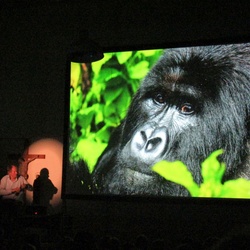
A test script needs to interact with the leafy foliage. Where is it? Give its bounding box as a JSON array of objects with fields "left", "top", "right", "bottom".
[
  {"left": 70, "top": 49, "right": 164, "bottom": 173},
  {"left": 152, "top": 149, "right": 250, "bottom": 198}
]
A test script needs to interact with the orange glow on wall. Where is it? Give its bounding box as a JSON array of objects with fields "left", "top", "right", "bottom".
[{"left": 25, "top": 138, "right": 63, "bottom": 213}]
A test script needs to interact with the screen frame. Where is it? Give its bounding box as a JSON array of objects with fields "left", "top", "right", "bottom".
[{"left": 62, "top": 37, "right": 250, "bottom": 203}]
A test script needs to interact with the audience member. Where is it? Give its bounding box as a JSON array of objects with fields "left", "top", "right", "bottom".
[
  {"left": 151, "top": 238, "right": 165, "bottom": 250},
  {"left": 135, "top": 234, "right": 149, "bottom": 249}
]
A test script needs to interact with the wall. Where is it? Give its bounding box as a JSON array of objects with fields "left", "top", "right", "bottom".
[{"left": 1, "top": 0, "right": 250, "bottom": 244}]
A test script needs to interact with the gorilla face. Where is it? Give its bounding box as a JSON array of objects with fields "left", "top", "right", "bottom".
[
  {"left": 120, "top": 96, "right": 198, "bottom": 174},
  {"left": 92, "top": 44, "right": 250, "bottom": 196}
]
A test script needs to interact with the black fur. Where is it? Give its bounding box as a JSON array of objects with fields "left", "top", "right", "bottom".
[{"left": 92, "top": 44, "right": 250, "bottom": 196}]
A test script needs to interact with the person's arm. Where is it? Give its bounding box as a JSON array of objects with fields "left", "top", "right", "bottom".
[
  {"left": 48, "top": 180, "right": 58, "bottom": 194},
  {"left": 51, "top": 181, "right": 58, "bottom": 194},
  {"left": 0, "top": 176, "right": 14, "bottom": 196},
  {"left": 26, "top": 155, "right": 38, "bottom": 164},
  {"left": 19, "top": 176, "right": 28, "bottom": 191}
]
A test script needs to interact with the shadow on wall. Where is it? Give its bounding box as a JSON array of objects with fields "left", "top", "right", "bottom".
[{"left": 24, "top": 138, "right": 63, "bottom": 213}]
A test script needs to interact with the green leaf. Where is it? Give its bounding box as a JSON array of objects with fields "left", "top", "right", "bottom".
[
  {"left": 70, "top": 87, "right": 83, "bottom": 112},
  {"left": 89, "top": 83, "right": 104, "bottom": 102},
  {"left": 115, "top": 86, "right": 131, "bottom": 119},
  {"left": 76, "top": 138, "right": 107, "bottom": 173},
  {"left": 95, "top": 126, "right": 111, "bottom": 143},
  {"left": 152, "top": 149, "right": 250, "bottom": 198},
  {"left": 201, "top": 149, "right": 225, "bottom": 183},
  {"left": 77, "top": 106, "right": 95, "bottom": 129},
  {"left": 104, "top": 102, "right": 116, "bottom": 117},
  {"left": 104, "top": 116, "right": 120, "bottom": 127},
  {"left": 198, "top": 182, "right": 223, "bottom": 197},
  {"left": 70, "top": 62, "right": 81, "bottom": 88},
  {"left": 221, "top": 178, "right": 250, "bottom": 198},
  {"left": 130, "top": 79, "right": 141, "bottom": 93},
  {"left": 140, "top": 50, "right": 160, "bottom": 57},
  {"left": 152, "top": 160, "right": 199, "bottom": 196},
  {"left": 92, "top": 53, "right": 113, "bottom": 76},
  {"left": 128, "top": 61, "right": 149, "bottom": 79},
  {"left": 103, "top": 87, "right": 124, "bottom": 105},
  {"left": 95, "top": 68, "right": 122, "bottom": 83},
  {"left": 116, "top": 51, "right": 133, "bottom": 64},
  {"left": 94, "top": 104, "right": 104, "bottom": 125}
]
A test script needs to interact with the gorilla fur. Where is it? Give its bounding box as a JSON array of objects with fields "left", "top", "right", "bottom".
[{"left": 92, "top": 44, "right": 250, "bottom": 196}]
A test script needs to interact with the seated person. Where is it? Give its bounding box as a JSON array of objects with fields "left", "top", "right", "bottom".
[{"left": 0, "top": 164, "right": 28, "bottom": 203}]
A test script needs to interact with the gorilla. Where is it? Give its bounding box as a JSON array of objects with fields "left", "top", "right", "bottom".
[{"left": 92, "top": 43, "right": 250, "bottom": 196}]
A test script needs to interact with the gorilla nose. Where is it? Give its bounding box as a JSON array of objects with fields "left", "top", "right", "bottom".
[
  {"left": 131, "top": 126, "right": 167, "bottom": 161},
  {"left": 145, "top": 137, "right": 162, "bottom": 152}
]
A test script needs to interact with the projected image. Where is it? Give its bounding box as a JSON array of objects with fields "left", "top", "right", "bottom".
[{"left": 65, "top": 43, "right": 250, "bottom": 199}]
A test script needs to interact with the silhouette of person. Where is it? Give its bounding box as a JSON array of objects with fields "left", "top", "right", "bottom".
[{"left": 33, "top": 168, "right": 57, "bottom": 213}]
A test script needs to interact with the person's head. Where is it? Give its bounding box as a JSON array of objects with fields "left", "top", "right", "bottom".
[
  {"left": 7, "top": 165, "right": 18, "bottom": 180},
  {"left": 40, "top": 168, "right": 49, "bottom": 179}
]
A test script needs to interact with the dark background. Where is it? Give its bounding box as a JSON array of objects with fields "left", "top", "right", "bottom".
[{"left": 1, "top": 0, "right": 250, "bottom": 245}]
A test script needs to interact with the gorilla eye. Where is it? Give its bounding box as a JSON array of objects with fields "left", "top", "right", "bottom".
[
  {"left": 180, "top": 103, "right": 194, "bottom": 114},
  {"left": 153, "top": 93, "right": 166, "bottom": 104}
]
